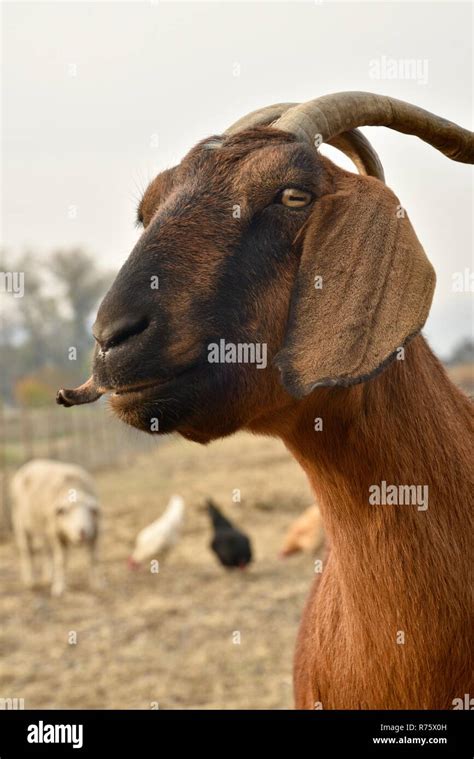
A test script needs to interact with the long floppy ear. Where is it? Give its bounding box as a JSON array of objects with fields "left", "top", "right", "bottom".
[{"left": 275, "top": 173, "right": 436, "bottom": 397}]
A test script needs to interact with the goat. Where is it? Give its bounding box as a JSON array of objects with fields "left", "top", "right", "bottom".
[{"left": 57, "top": 92, "right": 474, "bottom": 709}]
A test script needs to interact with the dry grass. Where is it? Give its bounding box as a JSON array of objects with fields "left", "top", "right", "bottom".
[
  {"left": 0, "top": 432, "right": 319, "bottom": 709},
  {"left": 448, "top": 362, "right": 474, "bottom": 396}
]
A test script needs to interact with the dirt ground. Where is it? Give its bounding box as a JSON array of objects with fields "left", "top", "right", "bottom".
[{"left": 0, "top": 432, "right": 319, "bottom": 710}]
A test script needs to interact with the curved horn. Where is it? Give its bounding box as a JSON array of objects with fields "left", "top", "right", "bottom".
[
  {"left": 273, "top": 91, "right": 474, "bottom": 164},
  {"left": 225, "top": 102, "right": 385, "bottom": 181},
  {"left": 325, "top": 129, "right": 384, "bottom": 181},
  {"left": 225, "top": 102, "right": 297, "bottom": 135}
]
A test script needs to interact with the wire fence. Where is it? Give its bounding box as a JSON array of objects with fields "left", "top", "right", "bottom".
[{"left": 0, "top": 401, "right": 156, "bottom": 534}]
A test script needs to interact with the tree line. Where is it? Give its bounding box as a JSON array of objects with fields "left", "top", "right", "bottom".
[{"left": 0, "top": 249, "right": 113, "bottom": 406}]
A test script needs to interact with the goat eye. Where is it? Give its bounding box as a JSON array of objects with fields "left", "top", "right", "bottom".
[{"left": 278, "top": 188, "right": 313, "bottom": 208}]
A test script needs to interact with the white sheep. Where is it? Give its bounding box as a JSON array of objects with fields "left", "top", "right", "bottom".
[{"left": 10, "top": 459, "right": 100, "bottom": 596}]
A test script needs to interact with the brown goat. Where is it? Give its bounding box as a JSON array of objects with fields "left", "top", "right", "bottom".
[{"left": 58, "top": 93, "right": 474, "bottom": 709}]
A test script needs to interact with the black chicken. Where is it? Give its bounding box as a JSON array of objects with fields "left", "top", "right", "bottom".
[{"left": 207, "top": 500, "right": 252, "bottom": 569}]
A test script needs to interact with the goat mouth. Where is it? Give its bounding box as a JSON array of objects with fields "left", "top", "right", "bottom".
[
  {"left": 57, "top": 360, "right": 203, "bottom": 410},
  {"left": 109, "top": 362, "right": 202, "bottom": 403},
  {"left": 111, "top": 378, "right": 166, "bottom": 396}
]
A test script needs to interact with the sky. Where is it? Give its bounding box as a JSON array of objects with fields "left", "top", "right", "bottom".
[{"left": 1, "top": 0, "right": 473, "bottom": 357}]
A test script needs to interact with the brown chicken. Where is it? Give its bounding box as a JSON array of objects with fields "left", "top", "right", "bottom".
[{"left": 279, "top": 504, "right": 324, "bottom": 558}]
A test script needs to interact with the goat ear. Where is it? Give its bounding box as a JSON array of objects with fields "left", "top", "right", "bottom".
[{"left": 276, "top": 174, "right": 436, "bottom": 397}]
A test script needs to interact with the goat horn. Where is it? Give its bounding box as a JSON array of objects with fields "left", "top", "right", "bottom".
[
  {"left": 225, "top": 102, "right": 385, "bottom": 181},
  {"left": 56, "top": 377, "right": 104, "bottom": 407},
  {"left": 225, "top": 102, "right": 297, "bottom": 134},
  {"left": 273, "top": 91, "right": 474, "bottom": 163},
  {"left": 324, "top": 129, "right": 384, "bottom": 181}
]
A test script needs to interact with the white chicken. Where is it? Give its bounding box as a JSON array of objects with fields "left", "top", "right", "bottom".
[{"left": 128, "top": 495, "right": 185, "bottom": 569}]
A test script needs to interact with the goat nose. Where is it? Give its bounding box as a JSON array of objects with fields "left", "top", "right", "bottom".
[{"left": 92, "top": 315, "right": 149, "bottom": 352}]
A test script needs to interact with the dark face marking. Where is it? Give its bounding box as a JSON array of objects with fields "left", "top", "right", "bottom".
[{"left": 92, "top": 128, "right": 326, "bottom": 442}]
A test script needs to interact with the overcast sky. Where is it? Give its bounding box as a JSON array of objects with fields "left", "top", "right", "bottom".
[{"left": 2, "top": 0, "right": 473, "bottom": 357}]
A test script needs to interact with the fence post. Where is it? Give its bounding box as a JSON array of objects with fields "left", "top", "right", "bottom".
[
  {"left": 20, "top": 407, "right": 34, "bottom": 463},
  {"left": 100, "top": 406, "right": 112, "bottom": 468},
  {"left": 86, "top": 406, "right": 98, "bottom": 471},
  {"left": 0, "top": 403, "right": 11, "bottom": 533},
  {"left": 46, "top": 407, "right": 57, "bottom": 460},
  {"left": 71, "top": 407, "right": 82, "bottom": 464}
]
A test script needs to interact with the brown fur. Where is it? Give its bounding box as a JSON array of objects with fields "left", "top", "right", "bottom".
[
  {"left": 87, "top": 125, "right": 473, "bottom": 709},
  {"left": 272, "top": 337, "right": 473, "bottom": 709}
]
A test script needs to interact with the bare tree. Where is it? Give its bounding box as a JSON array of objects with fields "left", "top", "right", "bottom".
[{"left": 49, "top": 249, "right": 111, "bottom": 355}]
